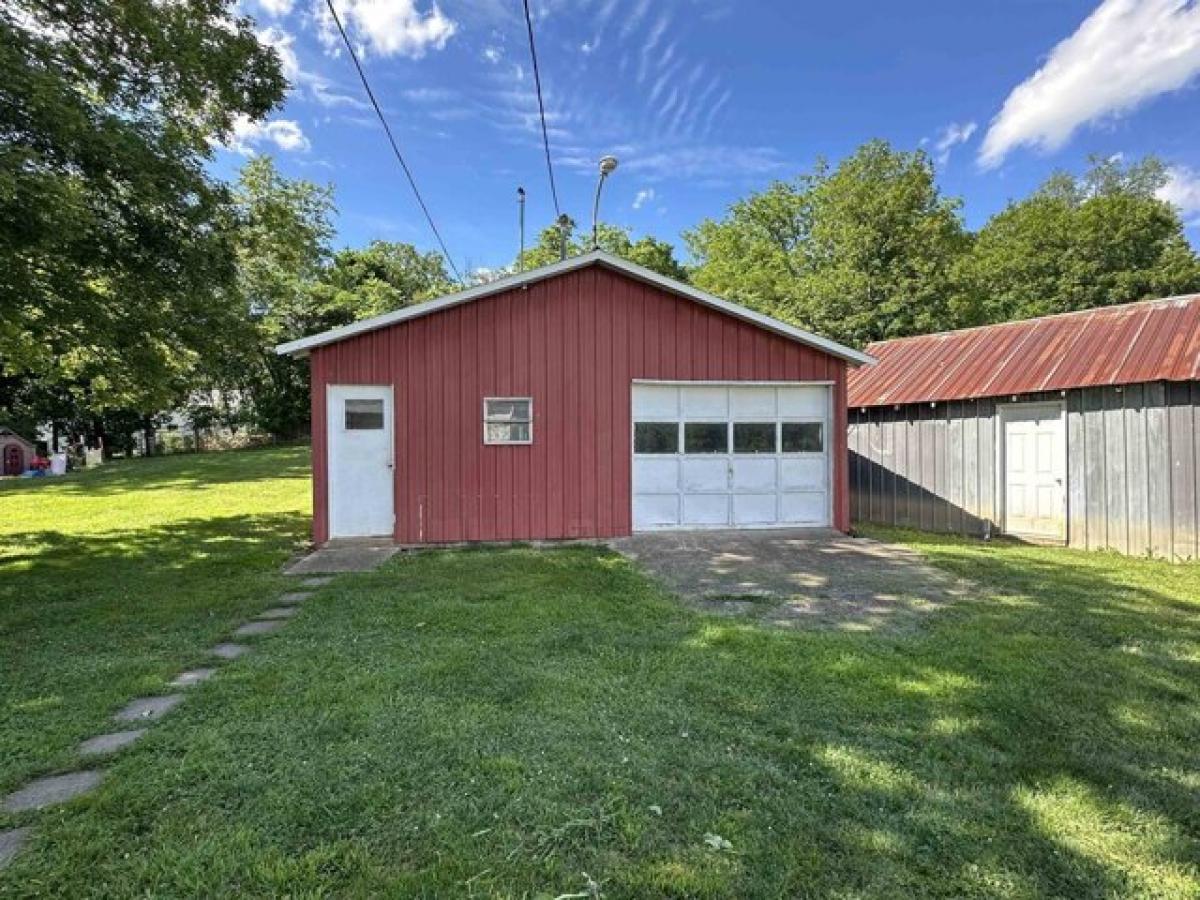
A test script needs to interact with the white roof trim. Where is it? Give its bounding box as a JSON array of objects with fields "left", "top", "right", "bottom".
[{"left": 275, "top": 250, "right": 876, "bottom": 366}]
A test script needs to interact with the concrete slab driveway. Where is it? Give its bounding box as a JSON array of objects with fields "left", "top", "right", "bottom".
[{"left": 610, "top": 529, "right": 971, "bottom": 631}]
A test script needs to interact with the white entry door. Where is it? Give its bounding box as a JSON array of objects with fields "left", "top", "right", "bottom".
[
  {"left": 1001, "top": 402, "right": 1066, "bottom": 540},
  {"left": 327, "top": 385, "right": 394, "bottom": 538},
  {"left": 632, "top": 383, "right": 831, "bottom": 530}
]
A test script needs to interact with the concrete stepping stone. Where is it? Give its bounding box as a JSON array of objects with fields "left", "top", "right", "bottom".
[
  {"left": 256, "top": 606, "right": 298, "bottom": 620},
  {"left": 79, "top": 729, "right": 145, "bottom": 757},
  {"left": 278, "top": 591, "right": 313, "bottom": 605},
  {"left": 233, "top": 620, "right": 284, "bottom": 638},
  {"left": 210, "top": 642, "right": 250, "bottom": 660},
  {"left": 0, "top": 827, "right": 32, "bottom": 870},
  {"left": 3, "top": 771, "right": 103, "bottom": 813},
  {"left": 301, "top": 576, "right": 332, "bottom": 587},
  {"left": 170, "top": 668, "right": 216, "bottom": 687},
  {"left": 114, "top": 694, "right": 183, "bottom": 723}
]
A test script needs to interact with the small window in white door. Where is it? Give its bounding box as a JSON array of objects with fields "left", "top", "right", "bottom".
[{"left": 345, "top": 399, "right": 384, "bottom": 430}]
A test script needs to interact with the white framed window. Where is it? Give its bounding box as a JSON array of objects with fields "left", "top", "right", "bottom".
[
  {"left": 344, "top": 398, "right": 385, "bottom": 430},
  {"left": 483, "top": 397, "right": 533, "bottom": 445}
]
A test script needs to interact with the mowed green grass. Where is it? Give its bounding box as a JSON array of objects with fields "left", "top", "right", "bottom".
[
  {"left": 2, "top": 451, "right": 1199, "bottom": 897},
  {"left": 0, "top": 446, "right": 311, "bottom": 795}
]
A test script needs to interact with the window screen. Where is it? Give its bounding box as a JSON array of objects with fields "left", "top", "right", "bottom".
[
  {"left": 684, "top": 423, "right": 728, "bottom": 454},
  {"left": 345, "top": 399, "right": 384, "bottom": 430},
  {"left": 782, "top": 422, "right": 823, "bottom": 453},
  {"left": 733, "top": 422, "right": 776, "bottom": 453},
  {"left": 484, "top": 397, "right": 532, "bottom": 444},
  {"left": 634, "top": 422, "right": 678, "bottom": 454}
]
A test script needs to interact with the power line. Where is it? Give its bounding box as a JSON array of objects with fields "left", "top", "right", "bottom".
[
  {"left": 521, "top": 0, "right": 561, "bottom": 218},
  {"left": 322, "top": 0, "right": 464, "bottom": 284}
]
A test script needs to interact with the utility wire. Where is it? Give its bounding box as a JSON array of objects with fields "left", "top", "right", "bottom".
[
  {"left": 323, "top": 0, "right": 464, "bottom": 284},
  {"left": 521, "top": 0, "right": 561, "bottom": 218}
]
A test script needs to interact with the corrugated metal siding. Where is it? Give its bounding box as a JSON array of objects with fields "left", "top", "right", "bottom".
[
  {"left": 849, "top": 295, "right": 1200, "bottom": 408},
  {"left": 311, "top": 266, "right": 849, "bottom": 543},
  {"left": 848, "top": 383, "right": 1200, "bottom": 560}
]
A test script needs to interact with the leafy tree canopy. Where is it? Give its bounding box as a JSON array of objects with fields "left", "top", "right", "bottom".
[
  {"left": 954, "top": 155, "right": 1200, "bottom": 324},
  {"left": 0, "top": 0, "right": 287, "bottom": 411},
  {"left": 686, "top": 140, "right": 968, "bottom": 346},
  {"left": 517, "top": 220, "right": 689, "bottom": 281},
  {"left": 221, "top": 157, "right": 458, "bottom": 438},
  {"left": 319, "top": 241, "right": 455, "bottom": 320}
]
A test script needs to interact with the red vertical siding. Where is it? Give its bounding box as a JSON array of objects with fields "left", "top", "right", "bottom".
[{"left": 309, "top": 266, "right": 853, "bottom": 543}]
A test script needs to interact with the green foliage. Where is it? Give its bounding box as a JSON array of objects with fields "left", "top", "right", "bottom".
[
  {"left": 687, "top": 140, "right": 969, "bottom": 346},
  {"left": 220, "top": 156, "right": 336, "bottom": 440},
  {"left": 0, "top": 0, "right": 286, "bottom": 411},
  {"left": 688, "top": 146, "right": 1200, "bottom": 346},
  {"left": 517, "top": 219, "right": 690, "bottom": 281},
  {"left": 222, "top": 158, "right": 456, "bottom": 438},
  {"left": 954, "top": 156, "right": 1200, "bottom": 324},
  {"left": 318, "top": 240, "right": 454, "bottom": 319}
]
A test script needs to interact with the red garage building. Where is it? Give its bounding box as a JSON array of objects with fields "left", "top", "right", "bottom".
[{"left": 278, "top": 251, "right": 873, "bottom": 545}]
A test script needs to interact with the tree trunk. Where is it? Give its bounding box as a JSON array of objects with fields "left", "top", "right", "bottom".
[
  {"left": 142, "top": 416, "right": 156, "bottom": 456},
  {"left": 93, "top": 418, "right": 113, "bottom": 460}
]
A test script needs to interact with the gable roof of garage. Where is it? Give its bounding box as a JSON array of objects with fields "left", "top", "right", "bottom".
[
  {"left": 275, "top": 250, "right": 875, "bottom": 366},
  {"left": 849, "top": 293, "right": 1200, "bottom": 408}
]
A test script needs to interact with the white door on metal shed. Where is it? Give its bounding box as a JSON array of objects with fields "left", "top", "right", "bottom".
[
  {"left": 631, "top": 383, "right": 831, "bottom": 530},
  {"left": 1002, "top": 403, "right": 1065, "bottom": 540},
  {"left": 327, "top": 385, "right": 394, "bottom": 538}
]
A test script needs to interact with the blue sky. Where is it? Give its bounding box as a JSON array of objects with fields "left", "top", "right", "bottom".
[{"left": 218, "top": 0, "right": 1200, "bottom": 273}]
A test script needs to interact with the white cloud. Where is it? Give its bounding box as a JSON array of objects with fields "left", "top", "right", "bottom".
[
  {"left": 402, "top": 87, "right": 458, "bottom": 103},
  {"left": 636, "top": 14, "right": 670, "bottom": 85},
  {"left": 227, "top": 117, "right": 311, "bottom": 154},
  {"left": 316, "top": 0, "right": 457, "bottom": 59},
  {"left": 258, "top": 0, "right": 296, "bottom": 16},
  {"left": 1158, "top": 165, "right": 1200, "bottom": 216},
  {"left": 980, "top": 0, "right": 1200, "bottom": 168},
  {"left": 632, "top": 187, "right": 655, "bottom": 209},
  {"left": 580, "top": 39, "right": 597, "bottom": 54},
  {"left": 615, "top": 144, "right": 784, "bottom": 182},
  {"left": 483, "top": 45, "right": 502, "bottom": 63},
  {"left": 258, "top": 25, "right": 368, "bottom": 109},
  {"left": 620, "top": 0, "right": 651, "bottom": 40},
  {"left": 933, "top": 120, "right": 977, "bottom": 166},
  {"left": 258, "top": 25, "right": 301, "bottom": 81}
]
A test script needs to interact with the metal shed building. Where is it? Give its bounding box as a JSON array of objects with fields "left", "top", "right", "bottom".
[
  {"left": 847, "top": 295, "right": 1200, "bottom": 560},
  {"left": 278, "top": 251, "right": 873, "bottom": 545}
]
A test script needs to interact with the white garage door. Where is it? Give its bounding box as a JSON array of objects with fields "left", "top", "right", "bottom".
[{"left": 632, "top": 383, "right": 831, "bottom": 530}]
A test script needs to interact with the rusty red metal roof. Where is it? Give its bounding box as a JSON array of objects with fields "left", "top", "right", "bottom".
[{"left": 848, "top": 294, "right": 1200, "bottom": 408}]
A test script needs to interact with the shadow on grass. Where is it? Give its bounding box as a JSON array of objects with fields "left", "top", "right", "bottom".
[
  {"left": 264, "top": 542, "right": 1200, "bottom": 896},
  {"left": 659, "top": 539, "right": 1200, "bottom": 895},
  {"left": 2, "top": 534, "right": 1197, "bottom": 896},
  {"left": 0, "top": 510, "right": 309, "bottom": 795}
]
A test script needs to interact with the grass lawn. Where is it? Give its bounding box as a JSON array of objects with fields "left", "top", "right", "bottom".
[{"left": 2, "top": 450, "right": 1199, "bottom": 897}]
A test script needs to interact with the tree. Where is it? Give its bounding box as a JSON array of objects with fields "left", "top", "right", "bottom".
[
  {"left": 686, "top": 140, "right": 969, "bottom": 346},
  {"left": 224, "top": 156, "right": 336, "bottom": 440},
  {"left": 223, "top": 160, "right": 457, "bottom": 438},
  {"left": 0, "top": 0, "right": 287, "bottom": 413},
  {"left": 516, "top": 220, "right": 689, "bottom": 281},
  {"left": 319, "top": 241, "right": 454, "bottom": 319},
  {"left": 954, "top": 156, "right": 1200, "bottom": 324}
]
